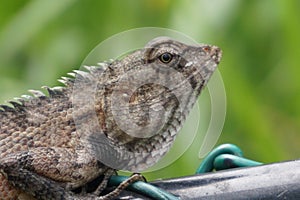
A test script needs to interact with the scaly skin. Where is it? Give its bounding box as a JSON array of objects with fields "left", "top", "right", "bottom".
[{"left": 0, "top": 37, "right": 222, "bottom": 199}]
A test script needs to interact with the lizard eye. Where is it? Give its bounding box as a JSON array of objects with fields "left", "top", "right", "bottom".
[{"left": 159, "top": 53, "right": 173, "bottom": 63}]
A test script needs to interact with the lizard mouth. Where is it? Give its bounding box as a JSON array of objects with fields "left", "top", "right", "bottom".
[{"left": 210, "top": 46, "right": 222, "bottom": 64}]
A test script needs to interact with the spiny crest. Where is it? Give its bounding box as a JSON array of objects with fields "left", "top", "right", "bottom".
[
  {"left": 7, "top": 101, "right": 25, "bottom": 112},
  {"left": 0, "top": 105, "right": 15, "bottom": 112},
  {"left": 41, "top": 86, "right": 65, "bottom": 98},
  {"left": 84, "top": 61, "right": 109, "bottom": 74},
  {"left": 0, "top": 63, "right": 108, "bottom": 113},
  {"left": 28, "top": 89, "right": 46, "bottom": 98},
  {"left": 57, "top": 62, "right": 108, "bottom": 86}
]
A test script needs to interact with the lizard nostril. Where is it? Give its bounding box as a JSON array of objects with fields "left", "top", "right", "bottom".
[{"left": 203, "top": 46, "right": 211, "bottom": 52}]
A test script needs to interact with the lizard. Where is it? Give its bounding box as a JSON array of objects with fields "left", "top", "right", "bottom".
[{"left": 0, "top": 37, "right": 222, "bottom": 199}]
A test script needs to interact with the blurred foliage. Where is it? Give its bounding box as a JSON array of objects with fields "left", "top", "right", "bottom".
[{"left": 0, "top": 0, "right": 299, "bottom": 181}]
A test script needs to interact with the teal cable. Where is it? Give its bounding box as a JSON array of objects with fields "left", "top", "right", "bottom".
[
  {"left": 196, "top": 143, "right": 262, "bottom": 174},
  {"left": 109, "top": 175, "right": 179, "bottom": 200}
]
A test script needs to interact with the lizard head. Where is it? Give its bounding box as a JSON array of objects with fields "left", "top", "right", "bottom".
[
  {"left": 109, "top": 37, "right": 222, "bottom": 138},
  {"left": 83, "top": 37, "right": 222, "bottom": 171}
]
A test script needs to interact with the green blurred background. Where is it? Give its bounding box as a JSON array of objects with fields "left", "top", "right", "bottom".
[{"left": 0, "top": 0, "right": 299, "bottom": 180}]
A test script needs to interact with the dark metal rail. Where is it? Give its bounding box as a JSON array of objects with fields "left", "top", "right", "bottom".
[{"left": 117, "top": 159, "right": 300, "bottom": 199}]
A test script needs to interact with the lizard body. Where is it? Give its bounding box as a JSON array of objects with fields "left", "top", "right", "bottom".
[{"left": 0, "top": 37, "right": 222, "bottom": 199}]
